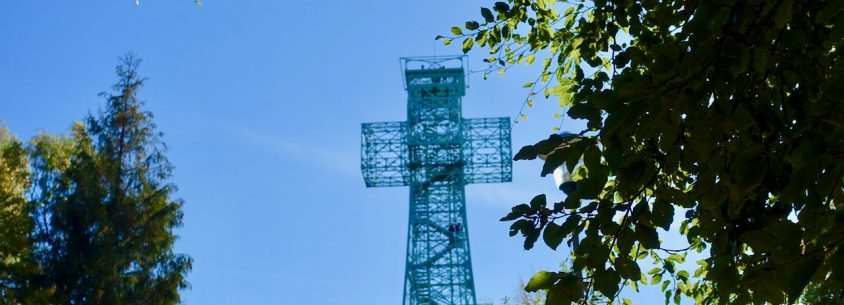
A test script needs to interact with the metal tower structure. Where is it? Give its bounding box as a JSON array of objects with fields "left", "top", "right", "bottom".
[{"left": 361, "top": 55, "right": 512, "bottom": 305}]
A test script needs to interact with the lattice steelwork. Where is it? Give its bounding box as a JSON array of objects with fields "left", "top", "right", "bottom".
[
  {"left": 362, "top": 121, "right": 409, "bottom": 187},
  {"left": 463, "top": 118, "right": 512, "bottom": 184},
  {"left": 361, "top": 55, "right": 512, "bottom": 305}
]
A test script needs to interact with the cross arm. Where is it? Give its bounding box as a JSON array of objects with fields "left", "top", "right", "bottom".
[
  {"left": 361, "top": 121, "right": 410, "bottom": 187},
  {"left": 462, "top": 117, "right": 512, "bottom": 184}
]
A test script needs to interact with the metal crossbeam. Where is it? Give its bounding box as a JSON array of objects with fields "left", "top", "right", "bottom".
[
  {"left": 463, "top": 118, "right": 512, "bottom": 184},
  {"left": 361, "top": 55, "right": 512, "bottom": 305},
  {"left": 361, "top": 121, "right": 409, "bottom": 187}
]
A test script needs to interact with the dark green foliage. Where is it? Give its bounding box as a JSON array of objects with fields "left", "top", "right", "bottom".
[
  {"left": 444, "top": 0, "right": 844, "bottom": 304},
  {"left": 1, "top": 55, "right": 191, "bottom": 304},
  {"left": 0, "top": 129, "right": 48, "bottom": 304},
  {"left": 801, "top": 282, "right": 844, "bottom": 305}
]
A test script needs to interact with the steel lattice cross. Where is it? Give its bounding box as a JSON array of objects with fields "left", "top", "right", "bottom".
[{"left": 361, "top": 56, "right": 512, "bottom": 305}]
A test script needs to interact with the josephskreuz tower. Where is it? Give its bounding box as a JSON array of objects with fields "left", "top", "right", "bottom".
[{"left": 361, "top": 56, "right": 512, "bottom": 305}]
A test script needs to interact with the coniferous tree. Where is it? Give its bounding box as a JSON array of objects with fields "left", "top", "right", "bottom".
[{"left": 27, "top": 54, "right": 192, "bottom": 305}]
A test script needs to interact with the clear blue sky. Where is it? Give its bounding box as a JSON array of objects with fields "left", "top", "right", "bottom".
[{"left": 1, "top": 1, "right": 677, "bottom": 304}]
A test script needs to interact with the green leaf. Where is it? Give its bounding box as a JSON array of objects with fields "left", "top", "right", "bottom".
[
  {"left": 651, "top": 272, "right": 662, "bottom": 285},
  {"left": 500, "top": 203, "right": 530, "bottom": 221},
  {"left": 512, "top": 203, "right": 531, "bottom": 214},
  {"left": 594, "top": 268, "right": 621, "bottom": 297},
  {"left": 529, "top": 194, "right": 546, "bottom": 210},
  {"left": 586, "top": 244, "right": 610, "bottom": 269},
  {"left": 577, "top": 176, "right": 607, "bottom": 200},
  {"left": 465, "top": 21, "right": 480, "bottom": 30},
  {"left": 664, "top": 261, "right": 675, "bottom": 274},
  {"left": 481, "top": 7, "right": 495, "bottom": 23},
  {"left": 541, "top": 137, "right": 588, "bottom": 176},
  {"left": 567, "top": 103, "right": 600, "bottom": 125},
  {"left": 546, "top": 275, "right": 580, "bottom": 304},
  {"left": 523, "top": 226, "right": 541, "bottom": 250},
  {"left": 694, "top": 265, "right": 706, "bottom": 278},
  {"left": 635, "top": 222, "right": 660, "bottom": 249},
  {"left": 525, "top": 271, "right": 556, "bottom": 292},
  {"left": 547, "top": 84, "right": 567, "bottom": 96},
  {"left": 617, "top": 226, "right": 635, "bottom": 255},
  {"left": 509, "top": 219, "right": 532, "bottom": 237},
  {"left": 542, "top": 57, "right": 552, "bottom": 70},
  {"left": 651, "top": 199, "right": 674, "bottom": 231},
  {"left": 493, "top": 2, "right": 509, "bottom": 13},
  {"left": 614, "top": 256, "right": 642, "bottom": 280},
  {"left": 513, "top": 145, "right": 539, "bottom": 161},
  {"left": 666, "top": 254, "right": 684, "bottom": 264},
  {"left": 451, "top": 26, "right": 463, "bottom": 35},
  {"left": 543, "top": 221, "right": 564, "bottom": 250},
  {"left": 559, "top": 214, "right": 582, "bottom": 237},
  {"left": 461, "top": 37, "right": 474, "bottom": 53},
  {"left": 526, "top": 54, "right": 536, "bottom": 65},
  {"left": 559, "top": 92, "right": 573, "bottom": 108}
]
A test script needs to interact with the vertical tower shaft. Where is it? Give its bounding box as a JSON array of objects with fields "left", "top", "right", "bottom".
[{"left": 403, "top": 61, "right": 476, "bottom": 305}]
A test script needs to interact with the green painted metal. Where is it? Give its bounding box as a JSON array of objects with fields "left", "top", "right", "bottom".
[{"left": 361, "top": 55, "right": 512, "bottom": 305}]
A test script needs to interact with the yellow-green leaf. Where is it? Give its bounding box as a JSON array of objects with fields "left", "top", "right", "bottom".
[
  {"left": 559, "top": 93, "right": 573, "bottom": 108},
  {"left": 462, "top": 38, "right": 474, "bottom": 53},
  {"left": 542, "top": 58, "right": 552, "bottom": 70},
  {"left": 525, "top": 271, "right": 556, "bottom": 292}
]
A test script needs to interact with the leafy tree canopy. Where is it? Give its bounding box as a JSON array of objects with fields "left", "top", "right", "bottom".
[
  {"left": 0, "top": 128, "right": 47, "bottom": 303},
  {"left": 441, "top": 0, "right": 844, "bottom": 304},
  {"left": 0, "top": 54, "right": 191, "bottom": 304}
]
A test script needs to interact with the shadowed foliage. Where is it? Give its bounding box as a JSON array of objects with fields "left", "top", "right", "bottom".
[{"left": 442, "top": 0, "right": 844, "bottom": 304}]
